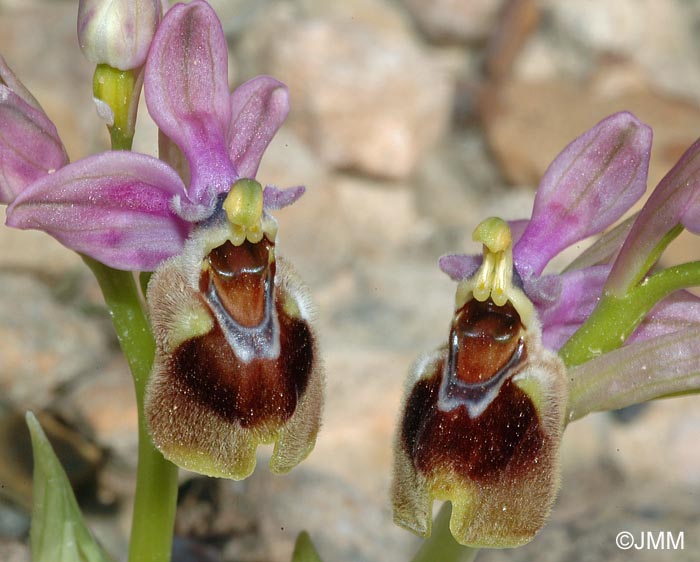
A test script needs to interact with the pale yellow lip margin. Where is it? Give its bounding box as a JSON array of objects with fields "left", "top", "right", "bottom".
[{"left": 455, "top": 217, "right": 535, "bottom": 327}]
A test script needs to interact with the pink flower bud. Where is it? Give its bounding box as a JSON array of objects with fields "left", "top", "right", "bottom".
[{"left": 78, "top": 0, "right": 162, "bottom": 70}]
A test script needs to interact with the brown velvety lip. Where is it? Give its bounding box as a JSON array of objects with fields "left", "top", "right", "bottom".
[
  {"left": 168, "top": 294, "right": 315, "bottom": 428},
  {"left": 161, "top": 237, "right": 316, "bottom": 429},
  {"left": 401, "top": 298, "right": 543, "bottom": 482}
]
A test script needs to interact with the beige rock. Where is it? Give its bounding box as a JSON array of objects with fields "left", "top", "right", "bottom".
[
  {"left": 227, "top": 0, "right": 415, "bottom": 53},
  {"left": 663, "top": 230, "right": 700, "bottom": 274},
  {"left": 239, "top": 15, "right": 451, "bottom": 179},
  {"left": 333, "top": 176, "right": 423, "bottom": 256},
  {"left": 55, "top": 356, "right": 138, "bottom": 464},
  {"left": 413, "top": 132, "right": 504, "bottom": 227},
  {"left": 268, "top": 176, "right": 348, "bottom": 287},
  {"left": 402, "top": 0, "right": 506, "bottom": 43},
  {"left": 0, "top": 272, "right": 110, "bottom": 409},
  {"left": 243, "top": 467, "right": 416, "bottom": 562},
  {"left": 304, "top": 350, "right": 407, "bottom": 493},
  {"left": 0, "top": 209, "right": 84, "bottom": 276},
  {"left": 0, "top": 4, "right": 105, "bottom": 161},
  {"left": 0, "top": 540, "right": 29, "bottom": 562},
  {"left": 543, "top": 0, "right": 700, "bottom": 102},
  {"left": 270, "top": 171, "right": 425, "bottom": 286},
  {"left": 606, "top": 397, "right": 700, "bottom": 487},
  {"left": 257, "top": 128, "right": 328, "bottom": 191},
  {"left": 484, "top": 78, "right": 700, "bottom": 190}
]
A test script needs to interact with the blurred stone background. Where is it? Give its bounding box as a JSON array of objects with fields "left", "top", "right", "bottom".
[{"left": 1, "top": 0, "right": 700, "bottom": 561}]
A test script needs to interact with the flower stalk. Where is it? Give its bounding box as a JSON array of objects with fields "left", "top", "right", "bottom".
[
  {"left": 82, "top": 257, "right": 178, "bottom": 562},
  {"left": 4, "top": 0, "right": 700, "bottom": 556},
  {"left": 560, "top": 260, "right": 700, "bottom": 368},
  {"left": 410, "top": 504, "right": 478, "bottom": 562},
  {"left": 93, "top": 64, "right": 140, "bottom": 151},
  {"left": 85, "top": 34, "right": 177, "bottom": 562}
]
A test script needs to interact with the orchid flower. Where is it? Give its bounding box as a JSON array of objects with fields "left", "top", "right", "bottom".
[
  {"left": 392, "top": 112, "right": 700, "bottom": 548},
  {"left": 7, "top": 1, "right": 294, "bottom": 270},
  {"left": 4, "top": 0, "right": 323, "bottom": 480},
  {"left": 438, "top": 112, "right": 653, "bottom": 351}
]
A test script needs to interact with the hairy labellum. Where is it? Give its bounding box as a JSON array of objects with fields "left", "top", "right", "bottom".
[
  {"left": 145, "top": 215, "right": 323, "bottom": 479},
  {"left": 392, "top": 218, "right": 567, "bottom": 548}
]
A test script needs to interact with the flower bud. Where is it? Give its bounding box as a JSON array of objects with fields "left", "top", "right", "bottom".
[
  {"left": 392, "top": 219, "right": 567, "bottom": 547},
  {"left": 145, "top": 180, "right": 323, "bottom": 479},
  {"left": 78, "top": 0, "right": 162, "bottom": 70}
]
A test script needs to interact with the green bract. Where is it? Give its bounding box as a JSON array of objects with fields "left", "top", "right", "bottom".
[{"left": 27, "top": 412, "right": 110, "bottom": 562}]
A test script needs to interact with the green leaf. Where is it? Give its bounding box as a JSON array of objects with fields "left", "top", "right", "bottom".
[
  {"left": 291, "top": 531, "right": 323, "bottom": 562},
  {"left": 27, "top": 412, "right": 111, "bottom": 562}
]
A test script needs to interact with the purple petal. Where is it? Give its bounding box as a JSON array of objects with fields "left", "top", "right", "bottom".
[
  {"left": 563, "top": 213, "right": 636, "bottom": 272},
  {"left": 438, "top": 254, "right": 481, "bottom": 281},
  {"left": 627, "top": 290, "right": 700, "bottom": 344},
  {"left": 531, "top": 265, "right": 610, "bottom": 350},
  {"left": 6, "top": 152, "right": 191, "bottom": 271},
  {"left": 158, "top": 129, "right": 190, "bottom": 186},
  {"left": 607, "top": 136, "right": 700, "bottom": 295},
  {"left": 514, "top": 112, "right": 652, "bottom": 277},
  {"left": 568, "top": 326, "right": 700, "bottom": 421},
  {"left": 0, "top": 86, "right": 68, "bottom": 204},
  {"left": 509, "top": 219, "right": 529, "bottom": 244},
  {"left": 263, "top": 185, "right": 305, "bottom": 210},
  {"left": 228, "top": 76, "right": 290, "bottom": 178},
  {"left": 145, "top": 0, "right": 236, "bottom": 203}
]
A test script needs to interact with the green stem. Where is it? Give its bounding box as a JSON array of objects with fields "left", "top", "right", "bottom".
[
  {"left": 110, "top": 126, "right": 134, "bottom": 151},
  {"left": 560, "top": 260, "right": 700, "bottom": 368},
  {"left": 93, "top": 64, "right": 137, "bottom": 152},
  {"left": 612, "top": 224, "right": 683, "bottom": 295},
  {"left": 411, "top": 504, "right": 479, "bottom": 562},
  {"left": 83, "top": 257, "right": 178, "bottom": 562}
]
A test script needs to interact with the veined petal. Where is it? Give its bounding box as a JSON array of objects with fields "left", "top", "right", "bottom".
[
  {"left": 263, "top": 185, "right": 305, "bottom": 210},
  {"left": 514, "top": 112, "right": 652, "bottom": 277},
  {"left": 607, "top": 137, "right": 700, "bottom": 295},
  {"left": 568, "top": 326, "right": 700, "bottom": 421},
  {"left": 627, "top": 290, "right": 700, "bottom": 344},
  {"left": 563, "top": 214, "right": 636, "bottom": 272},
  {"left": 6, "top": 152, "right": 191, "bottom": 271},
  {"left": 533, "top": 265, "right": 610, "bottom": 351},
  {"left": 228, "top": 76, "right": 290, "bottom": 178},
  {"left": 158, "top": 129, "right": 190, "bottom": 186},
  {"left": 0, "top": 86, "right": 68, "bottom": 204},
  {"left": 145, "top": 0, "right": 236, "bottom": 204}
]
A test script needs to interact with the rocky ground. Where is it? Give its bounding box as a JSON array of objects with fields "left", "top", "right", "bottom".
[{"left": 1, "top": 0, "right": 700, "bottom": 561}]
